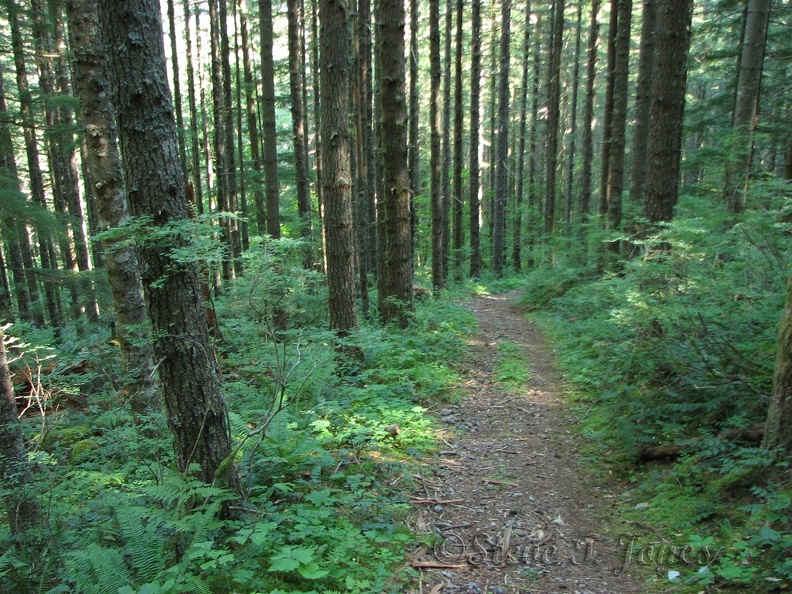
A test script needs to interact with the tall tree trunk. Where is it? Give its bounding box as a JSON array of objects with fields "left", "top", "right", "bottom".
[
  {"left": 492, "top": 0, "right": 512, "bottom": 277},
  {"left": 440, "top": 0, "right": 452, "bottom": 281},
  {"left": 260, "top": 0, "right": 281, "bottom": 238},
  {"left": 430, "top": 0, "right": 444, "bottom": 289},
  {"left": 580, "top": 0, "right": 600, "bottom": 223},
  {"left": 629, "top": 0, "right": 657, "bottom": 206},
  {"left": 545, "top": 0, "right": 564, "bottom": 236},
  {"left": 724, "top": 0, "right": 770, "bottom": 213},
  {"left": 563, "top": 2, "right": 583, "bottom": 227},
  {"left": 7, "top": 2, "right": 57, "bottom": 327},
  {"left": 52, "top": 0, "right": 100, "bottom": 321},
  {"left": 67, "top": 0, "right": 158, "bottom": 416},
  {"left": 603, "top": 0, "right": 632, "bottom": 248},
  {"left": 288, "top": 0, "right": 314, "bottom": 268},
  {"left": 0, "top": 329, "right": 39, "bottom": 532},
  {"left": 764, "top": 273, "right": 792, "bottom": 453},
  {"left": 513, "top": 1, "right": 532, "bottom": 272},
  {"left": 643, "top": 0, "right": 692, "bottom": 224},
  {"left": 184, "top": 0, "right": 206, "bottom": 215},
  {"left": 408, "top": 0, "right": 420, "bottom": 249},
  {"left": 452, "top": 0, "right": 464, "bottom": 279},
  {"left": 167, "top": 0, "right": 188, "bottom": 174},
  {"left": 526, "top": 15, "right": 542, "bottom": 264},
  {"left": 468, "top": 0, "right": 482, "bottom": 279},
  {"left": 378, "top": 0, "right": 413, "bottom": 326},
  {"left": 320, "top": 0, "right": 358, "bottom": 334},
  {"left": 359, "top": 0, "right": 376, "bottom": 275},
  {"left": 219, "top": 0, "right": 243, "bottom": 276},
  {"left": 98, "top": 0, "right": 238, "bottom": 491},
  {"left": 0, "top": 248, "right": 11, "bottom": 322},
  {"left": 237, "top": 0, "right": 266, "bottom": 234}
]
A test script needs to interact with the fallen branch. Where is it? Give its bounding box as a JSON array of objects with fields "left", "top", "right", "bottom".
[
  {"left": 410, "top": 561, "right": 467, "bottom": 570},
  {"left": 482, "top": 478, "right": 519, "bottom": 487}
]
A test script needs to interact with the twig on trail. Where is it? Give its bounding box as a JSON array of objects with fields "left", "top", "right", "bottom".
[
  {"left": 409, "top": 496, "right": 465, "bottom": 505},
  {"left": 482, "top": 478, "right": 519, "bottom": 487},
  {"left": 415, "top": 473, "right": 432, "bottom": 498},
  {"left": 428, "top": 584, "right": 445, "bottom": 594},
  {"left": 411, "top": 561, "right": 467, "bottom": 570}
]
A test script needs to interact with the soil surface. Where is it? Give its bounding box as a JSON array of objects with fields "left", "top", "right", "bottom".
[{"left": 406, "top": 292, "right": 645, "bottom": 594}]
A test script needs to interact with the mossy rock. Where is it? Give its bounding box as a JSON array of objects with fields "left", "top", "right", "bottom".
[{"left": 70, "top": 439, "right": 99, "bottom": 464}]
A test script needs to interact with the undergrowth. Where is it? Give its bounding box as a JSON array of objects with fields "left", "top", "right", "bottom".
[
  {"left": 520, "top": 191, "right": 792, "bottom": 592},
  {"left": 0, "top": 238, "right": 477, "bottom": 593}
]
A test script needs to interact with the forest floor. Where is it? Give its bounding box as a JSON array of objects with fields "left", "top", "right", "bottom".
[{"left": 404, "top": 292, "right": 648, "bottom": 594}]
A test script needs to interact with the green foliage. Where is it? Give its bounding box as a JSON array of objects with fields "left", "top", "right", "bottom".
[
  {"left": 523, "top": 193, "right": 792, "bottom": 591},
  {"left": 1, "top": 242, "right": 476, "bottom": 593}
]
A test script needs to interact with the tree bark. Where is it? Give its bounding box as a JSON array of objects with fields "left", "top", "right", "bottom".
[
  {"left": 98, "top": 0, "right": 237, "bottom": 491},
  {"left": 468, "top": 0, "right": 482, "bottom": 279},
  {"left": 430, "top": 0, "right": 444, "bottom": 289},
  {"left": 287, "top": 0, "right": 314, "bottom": 268},
  {"left": 492, "top": 0, "right": 512, "bottom": 277},
  {"left": 320, "top": 0, "right": 358, "bottom": 334},
  {"left": 544, "top": 0, "right": 564, "bottom": 236},
  {"left": 564, "top": 3, "right": 583, "bottom": 226},
  {"left": 452, "top": 0, "right": 465, "bottom": 279},
  {"left": 260, "top": 0, "right": 281, "bottom": 238},
  {"left": 629, "top": 0, "right": 657, "bottom": 205},
  {"left": 643, "top": 0, "right": 692, "bottom": 224},
  {"left": 67, "top": 0, "right": 158, "bottom": 416},
  {"left": 724, "top": 0, "right": 771, "bottom": 213},
  {"left": 377, "top": 0, "right": 413, "bottom": 326},
  {"left": 580, "top": 0, "right": 600, "bottom": 223},
  {"left": 764, "top": 273, "right": 792, "bottom": 453},
  {"left": 512, "top": 2, "right": 531, "bottom": 272}
]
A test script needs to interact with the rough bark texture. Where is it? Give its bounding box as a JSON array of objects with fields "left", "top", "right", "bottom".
[
  {"left": 604, "top": 0, "right": 632, "bottom": 239},
  {"left": 724, "top": 0, "right": 770, "bottom": 213},
  {"left": 287, "top": 0, "right": 313, "bottom": 268},
  {"left": 98, "top": 0, "right": 237, "bottom": 490},
  {"left": 452, "top": 0, "right": 465, "bottom": 279},
  {"left": 409, "top": 0, "right": 420, "bottom": 242},
  {"left": 492, "top": 0, "right": 511, "bottom": 277},
  {"left": 67, "top": 0, "right": 158, "bottom": 416},
  {"left": 764, "top": 274, "right": 792, "bottom": 453},
  {"left": 184, "top": 0, "right": 206, "bottom": 214},
  {"left": 629, "top": 0, "right": 657, "bottom": 205},
  {"left": 580, "top": 0, "right": 600, "bottom": 222},
  {"left": 563, "top": 3, "right": 583, "bottom": 225},
  {"left": 430, "top": 0, "right": 443, "bottom": 289},
  {"left": 377, "top": 0, "right": 413, "bottom": 326},
  {"left": 320, "top": 0, "right": 358, "bottom": 334},
  {"left": 643, "top": 0, "right": 693, "bottom": 223},
  {"left": 0, "top": 329, "right": 39, "bottom": 532},
  {"left": 544, "top": 0, "right": 564, "bottom": 235},
  {"left": 440, "top": 0, "right": 452, "bottom": 282},
  {"left": 513, "top": 2, "right": 532, "bottom": 272},
  {"left": 260, "top": 0, "right": 281, "bottom": 238},
  {"left": 468, "top": 0, "right": 482, "bottom": 279}
]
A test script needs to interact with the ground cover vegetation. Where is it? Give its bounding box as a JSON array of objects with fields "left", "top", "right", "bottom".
[
  {"left": 519, "top": 185, "right": 792, "bottom": 591},
  {"left": 0, "top": 242, "right": 478, "bottom": 592},
  {"left": 0, "top": 0, "right": 791, "bottom": 592}
]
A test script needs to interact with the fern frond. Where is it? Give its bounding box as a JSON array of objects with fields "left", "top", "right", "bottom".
[
  {"left": 65, "top": 543, "right": 131, "bottom": 594},
  {"left": 116, "top": 506, "right": 166, "bottom": 584}
]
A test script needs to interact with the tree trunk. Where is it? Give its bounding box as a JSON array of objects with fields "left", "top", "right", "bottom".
[
  {"left": 98, "top": 0, "right": 237, "bottom": 491},
  {"left": 184, "top": 0, "right": 206, "bottom": 217},
  {"left": 544, "top": 0, "right": 564, "bottom": 236},
  {"left": 287, "top": 0, "right": 313, "bottom": 268},
  {"left": 8, "top": 2, "right": 60, "bottom": 327},
  {"left": 603, "top": 0, "right": 632, "bottom": 247},
  {"left": 67, "top": 0, "right": 159, "bottom": 416},
  {"left": 219, "top": 0, "right": 242, "bottom": 276},
  {"left": 724, "top": 0, "right": 770, "bottom": 213},
  {"left": 469, "top": 0, "right": 482, "bottom": 279},
  {"left": 408, "top": 0, "right": 420, "bottom": 251},
  {"left": 167, "top": 0, "right": 188, "bottom": 174},
  {"left": 764, "top": 273, "right": 792, "bottom": 453},
  {"left": 441, "top": 0, "right": 453, "bottom": 281},
  {"left": 377, "top": 0, "right": 413, "bottom": 326},
  {"left": 320, "top": 0, "right": 358, "bottom": 334},
  {"left": 0, "top": 329, "right": 39, "bottom": 532},
  {"left": 492, "top": 0, "right": 511, "bottom": 277},
  {"left": 564, "top": 3, "right": 583, "bottom": 226},
  {"left": 512, "top": 2, "right": 532, "bottom": 272},
  {"left": 260, "top": 0, "right": 281, "bottom": 238},
  {"left": 580, "top": 0, "right": 600, "bottom": 223},
  {"left": 452, "top": 0, "right": 465, "bottom": 279},
  {"left": 643, "top": 0, "right": 692, "bottom": 224},
  {"left": 430, "top": 0, "right": 444, "bottom": 289},
  {"left": 629, "top": 0, "right": 657, "bottom": 206}
]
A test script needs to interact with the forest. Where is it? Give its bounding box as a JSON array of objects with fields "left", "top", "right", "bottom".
[{"left": 0, "top": 0, "right": 790, "bottom": 591}]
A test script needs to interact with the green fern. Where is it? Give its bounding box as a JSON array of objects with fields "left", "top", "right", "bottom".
[
  {"left": 65, "top": 543, "right": 132, "bottom": 594},
  {"left": 116, "top": 506, "right": 166, "bottom": 585}
]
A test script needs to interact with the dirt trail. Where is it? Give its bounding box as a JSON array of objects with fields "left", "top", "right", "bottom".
[{"left": 406, "top": 293, "right": 644, "bottom": 594}]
